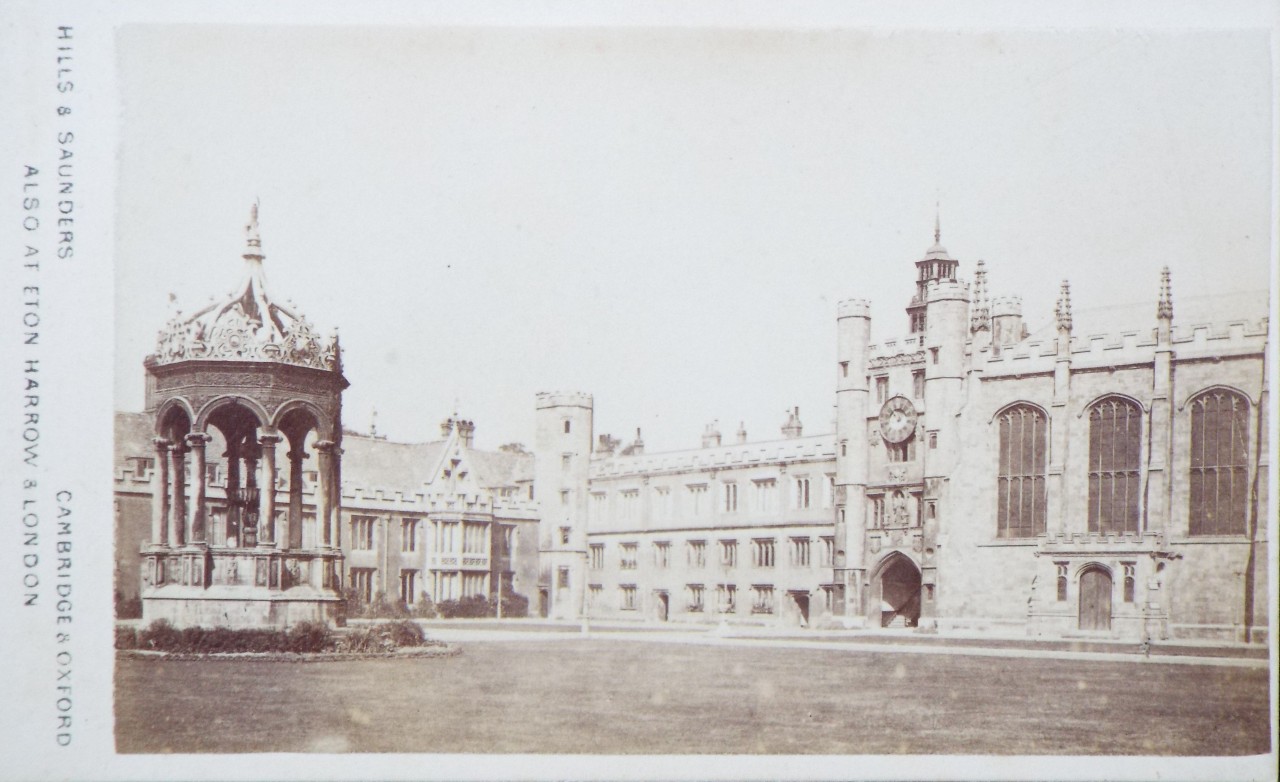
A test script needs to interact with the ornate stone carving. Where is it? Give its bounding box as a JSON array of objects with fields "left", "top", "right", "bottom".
[
  {"left": 155, "top": 310, "right": 338, "bottom": 371},
  {"left": 868, "top": 351, "right": 927, "bottom": 370}
]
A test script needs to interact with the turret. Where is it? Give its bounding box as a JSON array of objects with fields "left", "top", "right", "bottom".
[
  {"left": 906, "top": 212, "right": 960, "bottom": 335},
  {"left": 533, "top": 391, "right": 593, "bottom": 620},
  {"left": 991, "top": 295, "right": 1025, "bottom": 353},
  {"left": 835, "top": 297, "right": 871, "bottom": 619}
]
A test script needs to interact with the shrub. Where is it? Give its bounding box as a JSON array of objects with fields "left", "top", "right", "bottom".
[
  {"left": 115, "top": 626, "right": 139, "bottom": 650},
  {"left": 437, "top": 594, "right": 492, "bottom": 619},
  {"left": 333, "top": 620, "right": 428, "bottom": 653},
  {"left": 412, "top": 592, "right": 438, "bottom": 619},
  {"left": 497, "top": 591, "right": 529, "bottom": 618},
  {"left": 138, "top": 619, "right": 183, "bottom": 651},
  {"left": 286, "top": 622, "right": 330, "bottom": 653},
  {"left": 132, "top": 620, "right": 331, "bottom": 653},
  {"left": 345, "top": 589, "right": 417, "bottom": 620},
  {"left": 385, "top": 619, "right": 425, "bottom": 648}
]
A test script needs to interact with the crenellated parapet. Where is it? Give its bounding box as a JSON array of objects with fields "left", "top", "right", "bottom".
[
  {"left": 590, "top": 433, "right": 836, "bottom": 479},
  {"left": 837, "top": 298, "right": 871, "bottom": 319},
  {"left": 536, "top": 391, "right": 594, "bottom": 410}
]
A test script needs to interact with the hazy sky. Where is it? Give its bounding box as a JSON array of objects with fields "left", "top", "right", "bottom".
[{"left": 115, "top": 26, "right": 1272, "bottom": 452}]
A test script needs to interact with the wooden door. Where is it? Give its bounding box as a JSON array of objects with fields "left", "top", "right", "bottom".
[{"left": 1079, "top": 567, "right": 1112, "bottom": 631}]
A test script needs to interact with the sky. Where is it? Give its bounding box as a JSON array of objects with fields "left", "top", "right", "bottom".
[{"left": 114, "top": 25, "right": 1273, "bottom": 453}]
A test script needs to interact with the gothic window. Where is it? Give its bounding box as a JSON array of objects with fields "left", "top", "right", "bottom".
[
  {"left": 1122, "top": 563, "right": 1136, "bottom": 603},
  {"left": 399, "top": 570, "right": 417, "bottom": 604},
  {"left": 350, "top": 516, "right": 375, "bottom": 550},
  {"left": 996, "top": 405, "right": 1047, "bottom": 537},
  {"left": 686, "top": 584, "right": 705, "bottom": 612},
  {"left": 687, "top": 540, "right": 706, "bottom": 568},
  {"left": 751, "top": 538, "right": 776, "bottom": 568},
  {"left": 751, "top": 585, "right": 775, "bottom": 614},
  {"left": 350, "top": 567, "right": 375, "bottom": 603},
  {"left": 1189, "top": 389, "right": 1250, "bottom": 536},
  {"left": 886, "top": 439, "right": 915, "bottom": 462},
  {"left": 1087, "top": 397, "right": 1142, "bottom": 534},
  {"left": 401, "top": 518, "right": 418, "bottom": 552},
  {"left": 717, "top": 583, "right": 737, "bottom": 613}
]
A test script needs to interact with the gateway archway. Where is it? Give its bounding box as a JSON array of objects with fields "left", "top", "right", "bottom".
[{"left": 873, "top": 552, "right": 921, "bottom": 628}]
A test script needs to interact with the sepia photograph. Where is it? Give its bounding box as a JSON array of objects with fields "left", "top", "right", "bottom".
[
  {"left": 106, "top": 22, "right": 1273, "bottom": 762},
  {"left": 0, "top": 4, "right": 1274, "bottom": 780}
]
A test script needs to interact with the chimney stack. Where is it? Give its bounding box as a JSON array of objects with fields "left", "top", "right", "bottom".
[
  {"left": 702, "top": 420, "right": 722, "bottom": 448},
  {"left": 781, "top": 406, "right": 803, "bottom": 439}
]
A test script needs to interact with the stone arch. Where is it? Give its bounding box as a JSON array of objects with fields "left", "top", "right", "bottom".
[
  {"left": 870, "top": 550, "right": 921, "bottom": 628},
  {"left": 1077, "top": 562, "right": 1114, "bottom": 632},
  {"left": 988, "top": 399, "right": 1050, "bottom": 425},
  {"left": 1076, "top": 392, "right": 1147, "bottom": 419},
  {"left": 154, "top": 397, "right": 196, "bottom": 438},
  {"left": 194, "top": 394, "right": 271, "bottom": 434},
  {"left": 1177, "top": 384, "right": 1256, "bottom": 412},
  {"left": 272, "top": 398, "right": 333, "bottom": 440}
]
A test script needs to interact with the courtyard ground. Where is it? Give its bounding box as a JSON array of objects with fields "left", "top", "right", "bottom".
[{"left": 114, "top": 629, "right": 1270, "bottom": 755}]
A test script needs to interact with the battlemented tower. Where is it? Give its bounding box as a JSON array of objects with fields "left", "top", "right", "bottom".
[
  {"left": 834, "top": 298, "right": 871, "bottom": 622},
  {"left": 533, "top": 392, "right": 593, "bottom": 619}
]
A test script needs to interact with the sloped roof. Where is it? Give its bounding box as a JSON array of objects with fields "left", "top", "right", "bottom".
[
  {"left": 465, "top": 447, "right": 534, "bottom": 486},
  {"left": 339, "top": 435, "right": 446, "bottom": 491}
]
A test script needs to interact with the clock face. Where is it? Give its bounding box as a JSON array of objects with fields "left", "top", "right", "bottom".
[{"left": 878, "top": 396, "right": 918, "bottom": 444}]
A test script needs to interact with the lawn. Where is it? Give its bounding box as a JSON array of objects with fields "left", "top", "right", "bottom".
[{"left": 115, "top": 638, "right": 1270, "bottom": 755}]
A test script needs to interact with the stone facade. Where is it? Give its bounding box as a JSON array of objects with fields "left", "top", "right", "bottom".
[{"left": 118, "top": 212, "right": 1269, "bottom": 642}]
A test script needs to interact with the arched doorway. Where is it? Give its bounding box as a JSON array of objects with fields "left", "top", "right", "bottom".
[
  {"left": 874, "top": 553, "right": 921, "bottom": 628},
  {"left": 1079, "top": 565, "right": 1112, "bottom": 631},
  {"left": 655, "top": 591, "right": 670, "bottom": 622}
]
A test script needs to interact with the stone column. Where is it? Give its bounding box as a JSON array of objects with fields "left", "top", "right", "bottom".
[
  {"left": 287, "top": 448, "right": 305, "bottom": 549},
  {"left": 330, "top": 446, "right": 343, "bottom": 550},
  {"left": 315, "top": 440, "right": 335, "bottom": 548},
  {"left": 225, "top": 439, "right": 241, "bottom": 546},
  {"left": 243, "top": 443, "right": 259, "bottom": 546},
  {"left": 151, "top": 438, "right": 171, "bottom": 547},
  {"left": 259, "top": 433, "right": 280, "bottom": 547},
  {"left": 169, "top": 444, "right": 187, "bottom": 546},
  {"left": 186, "top": 432, "right": 210, "bottom": 544}
]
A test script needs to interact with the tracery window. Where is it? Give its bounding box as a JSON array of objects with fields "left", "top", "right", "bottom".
[
  {"left": 1189, "top": 389, "right": 1250, "bottom": 536},
  {"left": 1087, "top": 397, "right": 1142, "bottom": 534},
  {"left": 996, "top": 405, "right": 1047, "bottom": 537}
]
